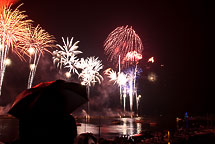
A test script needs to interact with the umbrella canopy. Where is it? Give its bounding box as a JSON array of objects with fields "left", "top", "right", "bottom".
[{"left": 8, "top": 80, "right": 88, "bottom": 119}]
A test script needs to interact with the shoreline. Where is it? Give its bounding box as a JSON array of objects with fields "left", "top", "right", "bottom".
[{"left": 1, "top": 114, "right": 215, "bottom": 143}]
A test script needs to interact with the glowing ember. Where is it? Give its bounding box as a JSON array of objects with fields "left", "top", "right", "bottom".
[
  {"left": 148, "top": 72, "right": 157, "bottom": 82},
  {"left": 65, "top": 72, "right": 71, "bottom": 78},
  {"left": 4, "top": 58, "right": 11, "bottom": 66},
  {"left": 148, "top": 57, "right": 154, "bottom": 63}
]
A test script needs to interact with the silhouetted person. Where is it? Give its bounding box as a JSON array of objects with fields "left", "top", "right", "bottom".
[
  {"left": 19, "top": 114, "right": 77, "bottom": 144},
  {"left": 75, "top": 133, "right": 97, "bottom": 144}
]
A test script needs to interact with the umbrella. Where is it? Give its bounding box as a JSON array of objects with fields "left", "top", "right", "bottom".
[{"left": 8, "top": 80, "right": 88, "bottom": 119}]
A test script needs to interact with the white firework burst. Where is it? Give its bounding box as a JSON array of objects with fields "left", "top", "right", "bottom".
[
  {"left": 104, "top": 68, "right": 128, "bottom": 86},
  {"left": 53, "top": 37, "right": 82, "bottom": 74},
  {"left": 78, "top": 57, "right": 103, "bottom": 87}
]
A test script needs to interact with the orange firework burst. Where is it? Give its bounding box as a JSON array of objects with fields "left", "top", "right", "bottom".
[
  {"left": 0, "top": 4, "right": 32, "bottom": 95},
  {"left": 0, "top": 4, "right": 32, "bottom": 58},
  {"left": 25, "top": 25, "right": 55, "bottom": 88},
  {"left": 23, "top": 24, "right": 55, "bottom": 57},
  {"left": 104, "top": 25, "right": 143, "bottom": 68}
]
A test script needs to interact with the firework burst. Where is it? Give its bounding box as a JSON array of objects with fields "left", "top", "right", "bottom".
[
  {"left": 123, "top": 50, "right": 142, "bottom": 65},
  {"left": 76, "top": 56, "right": 103, "bottom": 117},
  {"left": 26, "top": 25, "right": 55, "bottom": 88},
  {"left": 104, "top": 68, "right": 117, "bottom": 84},
  {"left": 104, "top": 68, "right": 128, "bottom": 86},
  {"left": 77, "top": 57, "right": 103, "bottom": 87},
  {"left": 0, "top": 5, "right": 32, "bottom": 95},
  {"left": 53, "top": 37, "right": 82, "bottom": 75},
  {"left": 104, "top": 25, "right": 143, "bottom": 68}
]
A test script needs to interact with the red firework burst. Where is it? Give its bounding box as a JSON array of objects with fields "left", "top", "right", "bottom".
[
  {"left": 148, "top": 57, "right": 154, "bottom": 63},
  {"left": 123, "top": 51, "right": 142, "bottom": 65},
  {"left": 104, "top": 25, "right": 143, "bottom": 68}
]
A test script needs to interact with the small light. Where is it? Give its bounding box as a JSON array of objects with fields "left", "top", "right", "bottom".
[
  {"left": 65, "top": 72, "right": 71, "bottom": 78},
  {"left": 148, "top": 57, "right": 154, "bottom": 63},
  {"left": 30, "top": 64, "right": 36, "bottom": 70},
  {"left": 28, "top": 48, "right": 35, "bottom": 55},
  {"left": 148, "top": 72, "right": 157, "bottom": 82},
  {"left": 5, "top": 58, "right": 11, "bottom": 66}
]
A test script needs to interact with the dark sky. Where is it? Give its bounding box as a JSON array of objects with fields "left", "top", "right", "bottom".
[{"left": 0, "top": 0, "right": 210, "bottom": 116}]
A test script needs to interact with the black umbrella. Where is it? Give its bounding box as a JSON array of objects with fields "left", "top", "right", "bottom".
[{"left": 8, "top": 80, "right": 88, "bottom": 119}]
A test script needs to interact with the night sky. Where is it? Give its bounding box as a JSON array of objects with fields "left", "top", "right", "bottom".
[{"left": 0, "top": 0, "right": 210, "bottom": 116}]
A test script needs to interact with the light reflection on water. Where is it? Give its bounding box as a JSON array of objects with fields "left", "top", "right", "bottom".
[{"left": 77, "top": 117, "right": 149, "bottom": 138}]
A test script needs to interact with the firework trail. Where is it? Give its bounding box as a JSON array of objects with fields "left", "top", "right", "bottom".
[
  {"left": 105, "top": 68, "right": 128, "bottom": 111},
  {"left": 0, "top": 5, "right": 32, "bottom": 95},
  {"left": 77, "top": 57, "right": 103, "bottom": 87},
  {"left": 104, "top": 25, "right": 143, "bottom": 68},
  {"left": 77, "top": 56, "right": 103, "bottom": 117},
  {"left": 104, "top": 26, "right": 143, "bottom": 113},
  {"left": 26, "top": 25, "right": 55, "bottom": 89},
  {"left": 122, "top": 66, "right": 142, "bottom": 112},
  {"left": 53, "top": 37, "right": 82, "bottom": 75},
  {"left": 53, "top": 38, "right": 103, "bottom": 118},
  {"left": 119, "top": 51, "right": 143, "bottom": 111},
  {"left": 104, "top": 67, "right": 126, "bottom": 105},
  {"left": 124, "top": 51, "right": 142, "bottom": 103},
  {"left": 121, "top": 67, "right": 135, "bottom": 111},
  {"left": 128, "top": 77, "right": 134, "bottom": 111},
  {"left": 125, "top": 51, "right": 142, "bottom": 111},
  {"left": 105, "top": 66, "right": 143, "bottom": 112}
]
